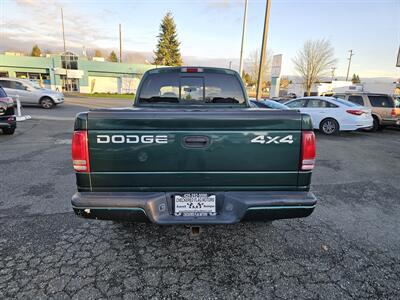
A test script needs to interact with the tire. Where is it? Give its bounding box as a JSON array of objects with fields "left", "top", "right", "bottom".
[
  {"left": 40, "top": 97, "right": 55, "bottom": 109},
  {"left": 365, "top": 116, "right": 380, "bottom": 132},
  {"left": 319, "top": 118, "right": 339, "bottom": 135},
  {"left": 2, "top": 127, "right": 15, "bottom": 135}
]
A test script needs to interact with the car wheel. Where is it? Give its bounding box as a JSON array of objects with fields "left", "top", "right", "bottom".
[
  {"left": 2, "top": 127, "right": 15, "bottom": 135},
  {"left": 320, "top": 118, "right": 339, "bottom": 135},
  {"left": 40, "top": 97, "right": 55, "bottom": 109},
  {"left": 366, "top": 116, "right": 380, "bottom": 132}
]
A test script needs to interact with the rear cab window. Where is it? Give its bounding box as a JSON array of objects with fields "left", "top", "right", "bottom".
[{"left": 137, "top": 68, "right": 246, "bottom": 106}]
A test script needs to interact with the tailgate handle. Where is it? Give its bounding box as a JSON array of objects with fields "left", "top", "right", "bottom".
[{"left": 183, "top": 136, "right": 210, "bottom": 148}]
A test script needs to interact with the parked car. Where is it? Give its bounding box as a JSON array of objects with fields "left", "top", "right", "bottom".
[
  {"left": 331, "top": 93, "right": 399, "bottom": 131},
  {"left": 284, "top": 96, "right": 373, "bottom": 135},
  {"left": 71, "top": 67, "right": 317, "bottom": 225},
  {"left": 249, "top": 99, "right": 289, "bottom": 109},
  {"left": 0, "top": 78, "right": 64, "bottom": 109},
  {"left": 0, "top": 87, "right": 16, "bottom": 135}
]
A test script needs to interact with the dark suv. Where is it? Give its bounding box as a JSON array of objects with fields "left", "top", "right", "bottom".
[
  {"left": 332, "top": 93, "right": 399, "bottom": 131},
  {"left": 0, "top": 87, "right": 17, "bottom": 135}
]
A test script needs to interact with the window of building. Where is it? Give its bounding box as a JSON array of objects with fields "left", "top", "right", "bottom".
[
  {"left": 0, "top": 72, "right": 8, "bottom": 78},
  {"left": 61, "top": 52, "right": 78, "bottom": 70},
  {"left": 16, "top": 72, "right": 28, "bottom": 79}
]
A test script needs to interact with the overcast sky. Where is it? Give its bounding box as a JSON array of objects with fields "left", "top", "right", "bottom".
[{"left": 1, "top": 0, "right": 399, "bottom": 78}]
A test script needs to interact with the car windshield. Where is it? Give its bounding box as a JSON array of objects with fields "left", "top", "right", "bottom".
[
  {"left": 138, "top": 70, "right": 246, "bottom": 105},
  {"left": 332, "top": 97, "right": 359, "bottom": 107}
]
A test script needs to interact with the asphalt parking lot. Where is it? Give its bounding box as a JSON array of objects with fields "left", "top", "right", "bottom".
[{"left": 1, "top": 103, "right": 399, "bottom": 299}]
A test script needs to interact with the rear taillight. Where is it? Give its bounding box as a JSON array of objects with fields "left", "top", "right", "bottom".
[
  {"left": 391, "top": 108, "right": 397, "bottom": 118},
  {"left": 72, "top": 131, "right": 90, "bottom": 172},
  {"left": 346, "top": 109, "right": 364, "bottom": 116},
  {"left": 301, "top": 131, "right": 316, "bottom": 171}
]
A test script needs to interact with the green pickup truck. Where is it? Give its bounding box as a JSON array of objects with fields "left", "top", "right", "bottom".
[{"left": 71, "top": 67, "right": 317, "bottom": 224}]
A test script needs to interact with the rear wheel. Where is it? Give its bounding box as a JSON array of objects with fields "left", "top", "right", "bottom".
[
  {"left": 320, "top": 118, "right": 339, "bottom": 135},
  {"left": 2, "top": 127, "right": 15, "bottom": 135},
  {"left": 365, "top": 116, "right": 380, "bottom": 132},
  {"left": 40, "top": 97, "right": 54, "bottom": 109}
]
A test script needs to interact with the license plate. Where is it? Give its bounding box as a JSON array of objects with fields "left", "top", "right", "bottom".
[{"left": 174, "top": 193, "right": 216, "bottom": 217}]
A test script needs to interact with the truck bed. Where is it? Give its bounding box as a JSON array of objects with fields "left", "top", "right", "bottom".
[{"left": 74, "top": 108, "right": 312, "bottom": 193}]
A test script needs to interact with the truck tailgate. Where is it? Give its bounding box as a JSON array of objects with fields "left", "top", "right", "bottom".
[{"left": 85, "top": 108, "right": 306, "bottom": 192}]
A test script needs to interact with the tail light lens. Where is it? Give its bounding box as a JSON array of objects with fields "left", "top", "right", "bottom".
[
  {"left": 72, "top": 131, "right": 90, "bottom": 172},
  {"left": 181, "top": 67, "right": 203, "bottom": 73},
  {"left": 301, "top": 131, "right": 316, "bottom": 171},
  {"left": 346, "top": 109, "right": 364, "bottom": 116},
  {"left": 391, "top": 108, "right": 397, "bottom": 118}
]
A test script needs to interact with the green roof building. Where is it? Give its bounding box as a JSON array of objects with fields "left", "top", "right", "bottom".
[{"left": 0, "top": 52, "right": 153, "bottom": 94}]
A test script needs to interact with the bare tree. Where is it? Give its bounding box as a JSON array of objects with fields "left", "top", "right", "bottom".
[
  {"left": 293, "top": 39, "right": 336, "bottom": 96},
  {"left": 246, "top": 49, "right": 273, "bottom": 86}
]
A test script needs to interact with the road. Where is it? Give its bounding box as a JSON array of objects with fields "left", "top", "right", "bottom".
[
  {"left": 0, "top": 103, "right": 399, "bottom": 299},
  {"left": 64, "top": 96, "right": 133, "bottom": 109}
]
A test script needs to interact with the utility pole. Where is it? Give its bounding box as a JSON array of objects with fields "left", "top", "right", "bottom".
[
  {"left": 256, "top": 0, "right": 272, "bottom": 100},
  {"left": 119, "top": 24, "right": 122, "bottom": 63},
  {"left": 61, "top": 8, "right": 69, "bottom": 92},
  {"left": 346, "top": 50, "right": 354, "bottom": 81},
  {"left": 229, "top": 61, "right": 232, "bottom": 69},
  {"left": 239, "top": 0, "right": 248, "bottom": 77},
  {"left": 331, "top": 66, "right": 336, "bottom": 82}
]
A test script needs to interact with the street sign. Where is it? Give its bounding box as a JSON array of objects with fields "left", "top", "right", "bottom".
[{"left": 271, "top": 54, "right": 282, "bottom": 78}]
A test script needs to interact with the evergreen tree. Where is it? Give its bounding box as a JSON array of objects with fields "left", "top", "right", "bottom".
[
  {"left": 153, "top": 12, "right": 183, "bottom": 66},
  {"left": 108, "top": 51, "right": 118, "bottom": 62},
  {"left": 31, "top": 44, "right": 41, "bottom": 57},
  {"left": 352, "top": 73, "right": 361, "bottom": 84}
]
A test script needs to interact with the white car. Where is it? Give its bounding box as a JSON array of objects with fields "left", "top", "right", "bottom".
[{"left": 285, "top": 96, "right": 373, "bottom": 135}]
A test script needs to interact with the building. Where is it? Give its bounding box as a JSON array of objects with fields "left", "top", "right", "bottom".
[
  {"left": 0, "top": 52, "right": 154, "bottom": 94},
  {"left": 288, "top": 80, "right": 398, "bottom": 97}
]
